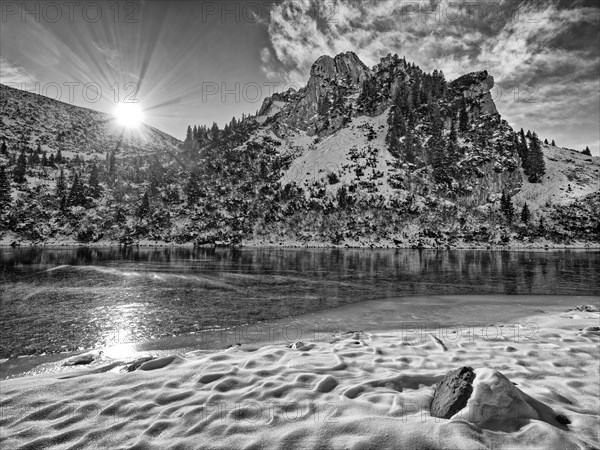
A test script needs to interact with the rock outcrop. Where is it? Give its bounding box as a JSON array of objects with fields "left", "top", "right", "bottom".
[
  {"left": 430, "top": 366, "right": 476, "bottom": 419},
  {"left": 258, "top": 51, "right": 370, "bottom": 136},
  {"left": 450, "top": 70, "right": 499, "bottom": 116}
]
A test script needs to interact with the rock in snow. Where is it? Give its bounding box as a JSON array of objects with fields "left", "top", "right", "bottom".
[
  {"left": 450, "top": 368, "right": 540, "bottom": 427},
  {"left": 430, "top": 366, "right": 476, "bottom": 419},
  {"left": 62, "top": 352, "right": 97, "bottom": 366}
]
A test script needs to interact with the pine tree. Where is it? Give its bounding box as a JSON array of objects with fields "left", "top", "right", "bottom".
[
  {"left": 428, "top": 102, "right": 445, "bottom": 174},
  {"left": 184, "top": 125, "right": 193, "bottom": 147},
  {"left": 386, "top": 94, "right": 407, "bottom": 159},
  {"left": 137, "top": 191, "right": 150, "bottom": 218},
  {"left": 222, "top": 123, "right": 231, "bottom": 138},
  {"left": 538, "top": 217, "right": 545, "bottom": 235},
  {"left": 520, "top": 203, "right": 531, "bottom": 224},
  {"left": 402, "top": 126, "right": 417, "bottom": 164},
  {"left": 518, "top": 129, "right": 529, "bottom": 173},
  {"left": 411, "top": 73, "right": 421, "bottom": 109},
  {"left": 544, "top": 138, "right": 548, "bottom": 144},
  {"left": 0, "top": 166, "right": 11, "bottom": 215},
  {"left": 0, "top": 141, "right": 7, "bottom": 155},
  {"left": 358, "top": 77, "right": 378, "bottom": 112},
  {"left": 48, "top": 153, "right": 55, "bottom": 167},
  {"left": 459, "top": 98, "right": 469, "bottom": 132},
  {"left": 210, "top": 122, "right": 220, "bottom": 143},
  {"left": 551, "top": 139, "right": 555, "bottom": 146},
  {"left": 106, "top": 150, "right": 116, "bottom": 184},
  {"left": 148, "top": 158, "right": 164, "bottom": 197},
  {"left": 184, "top": 173, "right": 201, "bottom": 206},
  {"left": 55, "top": 168, "right": 66, "bottom": 198},
  {"left": 385, "top": 110, "right": 400, "bottom": 158},
  {"left": 446, "top": 120, "right": 461, "bottom": 165},
  {"left": 582, "top": 146, "right": 592, "bottom": 156},
  {"left": 500, "top": 192, "right": 515, "bottom": 223},
  {"left": 13, "top": 151, "right": 27, "bottom": 183},
  {"left": 87, "top": 164, "right": 102, "bottom": 198},
  {"left": 55, "top": 149, "right": 63, "bottom": 164},
  {"left": 41, "top": 152, "right": 48, "bottom": 166},
  {"left": 337, "top": 185, "right": 349, "bottom": 209},
  {"left": 527, "top": 132, "right": 546, "bottom": 183},
  {"left": 67, "top": 174, "right": 86, "bottom": 207},
  {"left": 28, "top": 151, "right": 40, "bottom": 165}
]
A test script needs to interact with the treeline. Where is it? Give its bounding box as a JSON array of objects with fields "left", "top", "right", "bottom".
[
  {"left": 381, "top": 59, "right": 481, "bottom": 187},
  {"left": 0, "top": 136, "right": 182, "bottom": 241},
  {"left": 377, "top": 56, "right": 547, "bottom": 190},
  {"left": 514, "top": 128, "right": 546, "bottom": 183},
  {"left": 182, "top": 113, "right": 254, "bottom": 152}
]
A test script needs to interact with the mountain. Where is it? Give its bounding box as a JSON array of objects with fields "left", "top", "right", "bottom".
[
  {"left": 257, "top": 53, "right": 522, "bottom": 208},
  {"left": 0, "top": 53, "right": 598, "bottom": 247},
  {"left": 0, "top": 83, "right": 180, "bottom": 159}
]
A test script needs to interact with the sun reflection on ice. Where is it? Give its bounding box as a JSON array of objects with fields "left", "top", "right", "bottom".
[{"left": 103, "top": 343, "right": 139, "bottom": 360}]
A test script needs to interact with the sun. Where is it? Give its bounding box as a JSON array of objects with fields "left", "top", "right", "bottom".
[{"left": 113, "top": 102, "right": 144, "bottom": 129}]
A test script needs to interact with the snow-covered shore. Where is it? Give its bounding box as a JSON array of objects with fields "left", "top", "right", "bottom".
[
  {"left": 1, "top": 235, "right": 599, "bottom": 250},
  {"left": 1, "top": 303, "right": 598, "bottom": 449}
]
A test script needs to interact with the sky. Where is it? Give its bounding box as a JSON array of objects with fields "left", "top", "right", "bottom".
[{"left": 1, "top": 0, "right": 599, "bottom": 154}]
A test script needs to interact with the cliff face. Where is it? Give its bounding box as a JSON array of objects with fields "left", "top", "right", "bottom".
[
  {"left": 259, "top": 51, "right": 369, "bottom": 137},
  {"left": 450, "top": 70, "right": 499, "bottom": 116}
]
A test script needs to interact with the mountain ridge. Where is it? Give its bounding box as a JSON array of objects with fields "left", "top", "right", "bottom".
[
  {"left": 1, "top": 52, "right": 598, "bottom": 247},
  {"left": 0, "top": 83, "right": 180, "bottom": 159}
]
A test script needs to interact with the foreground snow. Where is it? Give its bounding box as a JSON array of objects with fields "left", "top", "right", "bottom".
[{"left": 0, "top": 306, "right": 598, "bottom": 449}]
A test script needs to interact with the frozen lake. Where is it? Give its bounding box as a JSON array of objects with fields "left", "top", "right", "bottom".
[{"left": 1, "top": 247, "right": 599, "bottom": 360}]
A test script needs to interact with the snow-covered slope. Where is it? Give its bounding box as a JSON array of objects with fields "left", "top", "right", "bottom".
[
  {"left": 0, "top": 83, "right": 180, "bottom": 158},
  {"left": 514, "top": 144, "right": 599, "bottom": 211},
  {"left": 1, "top": 51, "right": 598, "bottom": 247},
  {"left": 281, "top": 112, "right": 395, "bottom": 198}
]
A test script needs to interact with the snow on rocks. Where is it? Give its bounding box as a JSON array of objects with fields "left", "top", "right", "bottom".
[
  {"left": 449, "top": 368, "right": 574, "bottom": 432},
  {"left": 450, "top": 368, "right": 538, "bottom": 426},
  {"left": 62, "top": 351, "right": 100, "bottom": 366}
]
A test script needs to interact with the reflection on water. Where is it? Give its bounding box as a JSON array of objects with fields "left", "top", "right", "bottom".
[{"left": 1, "top": 247, "right": 598, "bottom": 358}]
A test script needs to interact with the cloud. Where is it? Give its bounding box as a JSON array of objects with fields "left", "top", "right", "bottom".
[
  {"left": 0, "top": 56, "right": 37, "bottom": 86},
  {"left": 262, "top": 0, "right": 600, "bottom": 154}
]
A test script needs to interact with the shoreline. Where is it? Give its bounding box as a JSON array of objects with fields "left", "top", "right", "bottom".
[
  {"left": 3, "top": 294, "right": 598, "bottom": 379},
  {"left": 2, "top": 240, "right": 600, "bottom": 250}
]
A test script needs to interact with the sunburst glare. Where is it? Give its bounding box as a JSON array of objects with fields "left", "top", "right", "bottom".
[{"left": 113, "top": 102, "right": 145, "bottom": 129}]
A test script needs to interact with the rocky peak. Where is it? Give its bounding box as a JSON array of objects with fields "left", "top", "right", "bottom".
[
  {"left": 309, "top": 51, "right": 370, "bottom": 87},
  {"left": 262, "top": 53, "right": 504, "bottom": 140},
  {"left": 450, "top": 71, "right": 498, "bottom": 116},
  {"left": 305, "top": 51, "right": 369, "bottom": 110},
  {"left": 263, "top": 51, "right": 371, "bottom": 136}
]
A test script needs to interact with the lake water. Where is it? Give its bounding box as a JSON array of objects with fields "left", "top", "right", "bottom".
[{"left": 1, "top": 247, "right": 599, "bottom": 360}]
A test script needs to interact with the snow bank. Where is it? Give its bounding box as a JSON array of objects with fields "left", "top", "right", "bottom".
[{"left": 0, "top": 305, "right": 598, "bottom": 449}]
